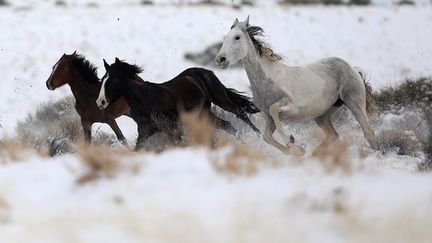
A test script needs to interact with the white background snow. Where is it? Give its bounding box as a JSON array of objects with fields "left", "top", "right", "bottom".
[{"left": 0, "top": 0, "right": 432, "bottom": 242}]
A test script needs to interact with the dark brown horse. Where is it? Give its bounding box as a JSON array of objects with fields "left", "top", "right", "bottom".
[
  {"left": 45, "top": 52, "right": 130, "bottom": 145},
  {"left": 97, "top": 58, "right": 260, "bottom": 150}
]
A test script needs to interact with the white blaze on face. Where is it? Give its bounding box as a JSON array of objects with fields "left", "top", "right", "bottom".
[
  {"left": 46, "top": 61, "right": 61, "bottom": 89},
  {"left": 96, "top": 73, "right": 109, "bottom": 110}
]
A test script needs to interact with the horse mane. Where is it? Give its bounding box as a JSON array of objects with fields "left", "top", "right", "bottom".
[
  {"left": 245, "top": 25, "right": 282, "bottom": 62},
  {"left": 111, "top": 60, "right": 143, "bottom": 77},
  {"left": 71, "top": 54, "right": 99, "bottom": 83}
]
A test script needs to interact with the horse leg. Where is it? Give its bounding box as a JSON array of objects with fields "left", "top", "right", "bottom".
[
  {"left": 107, "top": 119, "right": 129, "bottom": 148},
  {"left": 342, "top": 96, "right": 377, "bottom": 148},
  {"left": 134, "top": 122, "right": 159, "bottom": 151},
  {"left": 268, "top": 98, "right": 305, "bottom": 156},
  {"left": 263, "top": 118, "right": 291, "bottom": 154},
  {"left": 313, "top": 107, "right": 340, "bottom": 155},
  {"left": 207, "top": 111, "right": 237, "bottom": 135},
  {"left": 81, "top": 119, "right": 92, "bottom": 143}
]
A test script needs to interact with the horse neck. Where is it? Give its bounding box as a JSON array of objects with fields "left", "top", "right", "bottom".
[
  {"left": 241, "top": 38, "right": 278, "bottom": 93},
  {"left": 123, "top": 76, "right": 150, "bottom": 102},
  {"left": 67, "top": 71, "right": 100, "bottom": 105}
]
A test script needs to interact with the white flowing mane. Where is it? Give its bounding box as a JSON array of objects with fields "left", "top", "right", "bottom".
[{"left": 244, "top": 25, "right": 282, "bottom": 62}]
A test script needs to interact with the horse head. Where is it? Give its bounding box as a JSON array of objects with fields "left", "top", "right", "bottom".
[
  {"left": 215, "top": 16, "right": 250, "bottom": 69},
  {"left": 46, "top": 51, "right": 77, "bottom": 90},
  {"left": 97, "top": 58, "right": 142, "bottom": 110}
]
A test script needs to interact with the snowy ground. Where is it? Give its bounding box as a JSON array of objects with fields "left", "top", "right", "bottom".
[{"left": 1, "top": 2, "right": 432, "bottom": 243}]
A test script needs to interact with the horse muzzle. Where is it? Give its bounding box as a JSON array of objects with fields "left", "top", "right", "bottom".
[
  {"left": 96, "top": 97, "right": 108, "bottom": 110},
  {"left": 216, "top": 56, "right": 229, "bottom": 69},
  {"left": 46, "top": 80, "right": 55, "bottom": 90}
]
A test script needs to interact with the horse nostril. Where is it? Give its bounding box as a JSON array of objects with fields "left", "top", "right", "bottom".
[{"left": 220, "top": 57, "right": 226, "bottom": 63}]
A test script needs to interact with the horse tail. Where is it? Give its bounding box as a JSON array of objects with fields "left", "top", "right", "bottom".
[
  {"left": 198, "top": 69, "right": 259, "bottom": 114},
  {"left": 225, "top": 88, "right": 260, "bottom": 114},
  {"left": 354, "top": 67, "right": 377, "bottom": 116}
]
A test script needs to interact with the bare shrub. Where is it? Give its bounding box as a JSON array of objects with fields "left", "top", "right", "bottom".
[
  {"left": 348, "top": 0, "right": 370, "bottom": 5},
  {"left": 15, "top": 96, "right": 80, "bottom": 154},
  {"left": 375, "top": 77, "right": 432, "bottom": 112},
  {"left": 396, "top": 0, "right": 415, "bottom": 5},
  {"left": 141, "top": 0, "right": 153, "bottom": 5},
  {"left": 14, "top": 96, "right": 120, "bottom": 156},
  {"left": 279, "top": 0, "right": 321, "bottom": 5},
  {"left": 374, "top": 77, "right": 432, "bottom": 170},
  {"left": 376, "top": 129, "right": 420, "bottom": 156},
  {"left": 418, "top": 107, "right": 432, "bottom": 171},
  {"left": 54, "top": 0, "right": 66, "bottom": 7},
  {"left": 323, "top": 0, "right": 344, "bottom": 5}
]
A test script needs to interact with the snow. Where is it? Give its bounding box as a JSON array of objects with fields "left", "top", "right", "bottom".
[{"left": 1, "top": 2, "right": 432, "bottom": 242}]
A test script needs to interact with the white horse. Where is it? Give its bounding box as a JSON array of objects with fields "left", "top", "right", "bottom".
[{"left": 215, "top": 17, "right": 376, "bottom": 156}]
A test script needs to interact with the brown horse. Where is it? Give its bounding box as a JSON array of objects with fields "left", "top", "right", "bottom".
[{"left": 45, "top": 52, "right": 130, "bottom": 145}]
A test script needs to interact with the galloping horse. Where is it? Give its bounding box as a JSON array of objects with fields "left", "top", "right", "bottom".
[
  {"left": 46, "top": 52, "right": 130, "bottom": 145},
  {"left": 96, "top": 58, "right": 260, "bottom": 150},
  {"left": 215, "top": 17, "right": 376, "bottom": 156}
]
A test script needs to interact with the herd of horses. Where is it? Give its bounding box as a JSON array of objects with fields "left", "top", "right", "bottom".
[{"left": 45, "top": 17, "right": 376, "bottom": 155}]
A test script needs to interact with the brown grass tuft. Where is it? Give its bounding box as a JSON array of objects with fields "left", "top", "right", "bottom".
[
  {"left": 76, "top": 144, "right": 138, "bottom": 184},
  {"left": 313, "top": 140, "right": 352, "bottom": 173},
  {"left": 211, "top": 143, "right": 267, "bottom": 176},
  {"left": 0, "top": 196, "right": 9, "bottom": 223},
  {"left": 180, "top": 111, "right": 214, "bottom": 147},
  {"left": 0, "top": 138, "right": 31, "bottom": 163}
]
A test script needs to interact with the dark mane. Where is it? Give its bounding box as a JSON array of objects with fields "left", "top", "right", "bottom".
[
  {"left": 72, "top": 54, "right": 99, "bottom": 83},
  {"left": 246, "top": 25, "right": 282, "bottom": 61},
  {"left": 111, "top": 60, "right": 143, "bottom": 77}
]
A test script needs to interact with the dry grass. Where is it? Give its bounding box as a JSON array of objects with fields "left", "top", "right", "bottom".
[
  {"left": 76, "top": 144, "right": 140, "bottom": 184},
  {"left": 211, "top": 143, "right": 268, "bottom": 176},
  {"left": 0, "top": 196, "right": 9, "bottom": 223},
  {"left": 0, "top": 138, "right": 33, "bottom": 163},
  {"left": 180, "top": 111, "right": 215, "bottom": 147},
  {"left": 313, "top": 139, "right": 352, "bottom": 174}
]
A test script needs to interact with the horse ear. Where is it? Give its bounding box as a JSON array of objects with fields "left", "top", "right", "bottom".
[
  {"left": 244, "top": 15, "right": 250, "bottom": 27},
  {"left": 103, "top": 59, "right": 110, "bottom": 70},
  {"left": 231, "top": 18, "right": 239, "bottom": 29},
  {"left": 115, "top": 57, "right": 120, "bottom": 63}
]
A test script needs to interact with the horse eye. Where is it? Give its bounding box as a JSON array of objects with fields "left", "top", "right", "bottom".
[{"left": 235, "top": 36, "right": 240, "bottom": 40}]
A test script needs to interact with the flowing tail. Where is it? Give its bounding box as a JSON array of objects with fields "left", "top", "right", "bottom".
[
  {"left": 225, "top": 88, "right": 260, "bottom": 114},
  {"left": 193, "top": 68, "right": 260, "bottom": 132},
  {"left": 354, "top": 67, "right": 377, "bottom": 116}
]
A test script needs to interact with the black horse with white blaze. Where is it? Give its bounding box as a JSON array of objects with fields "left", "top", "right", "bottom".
[{"left": 96, "top": 58, "right": 259, "bottom": 150}]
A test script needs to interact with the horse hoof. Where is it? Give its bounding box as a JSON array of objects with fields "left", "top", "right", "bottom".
[
  {"left": 288, "top": 145, "right": 305, "bottom": 157},
  {"left": 289, "top": 135, "right": 295, "bottom": 144}
]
